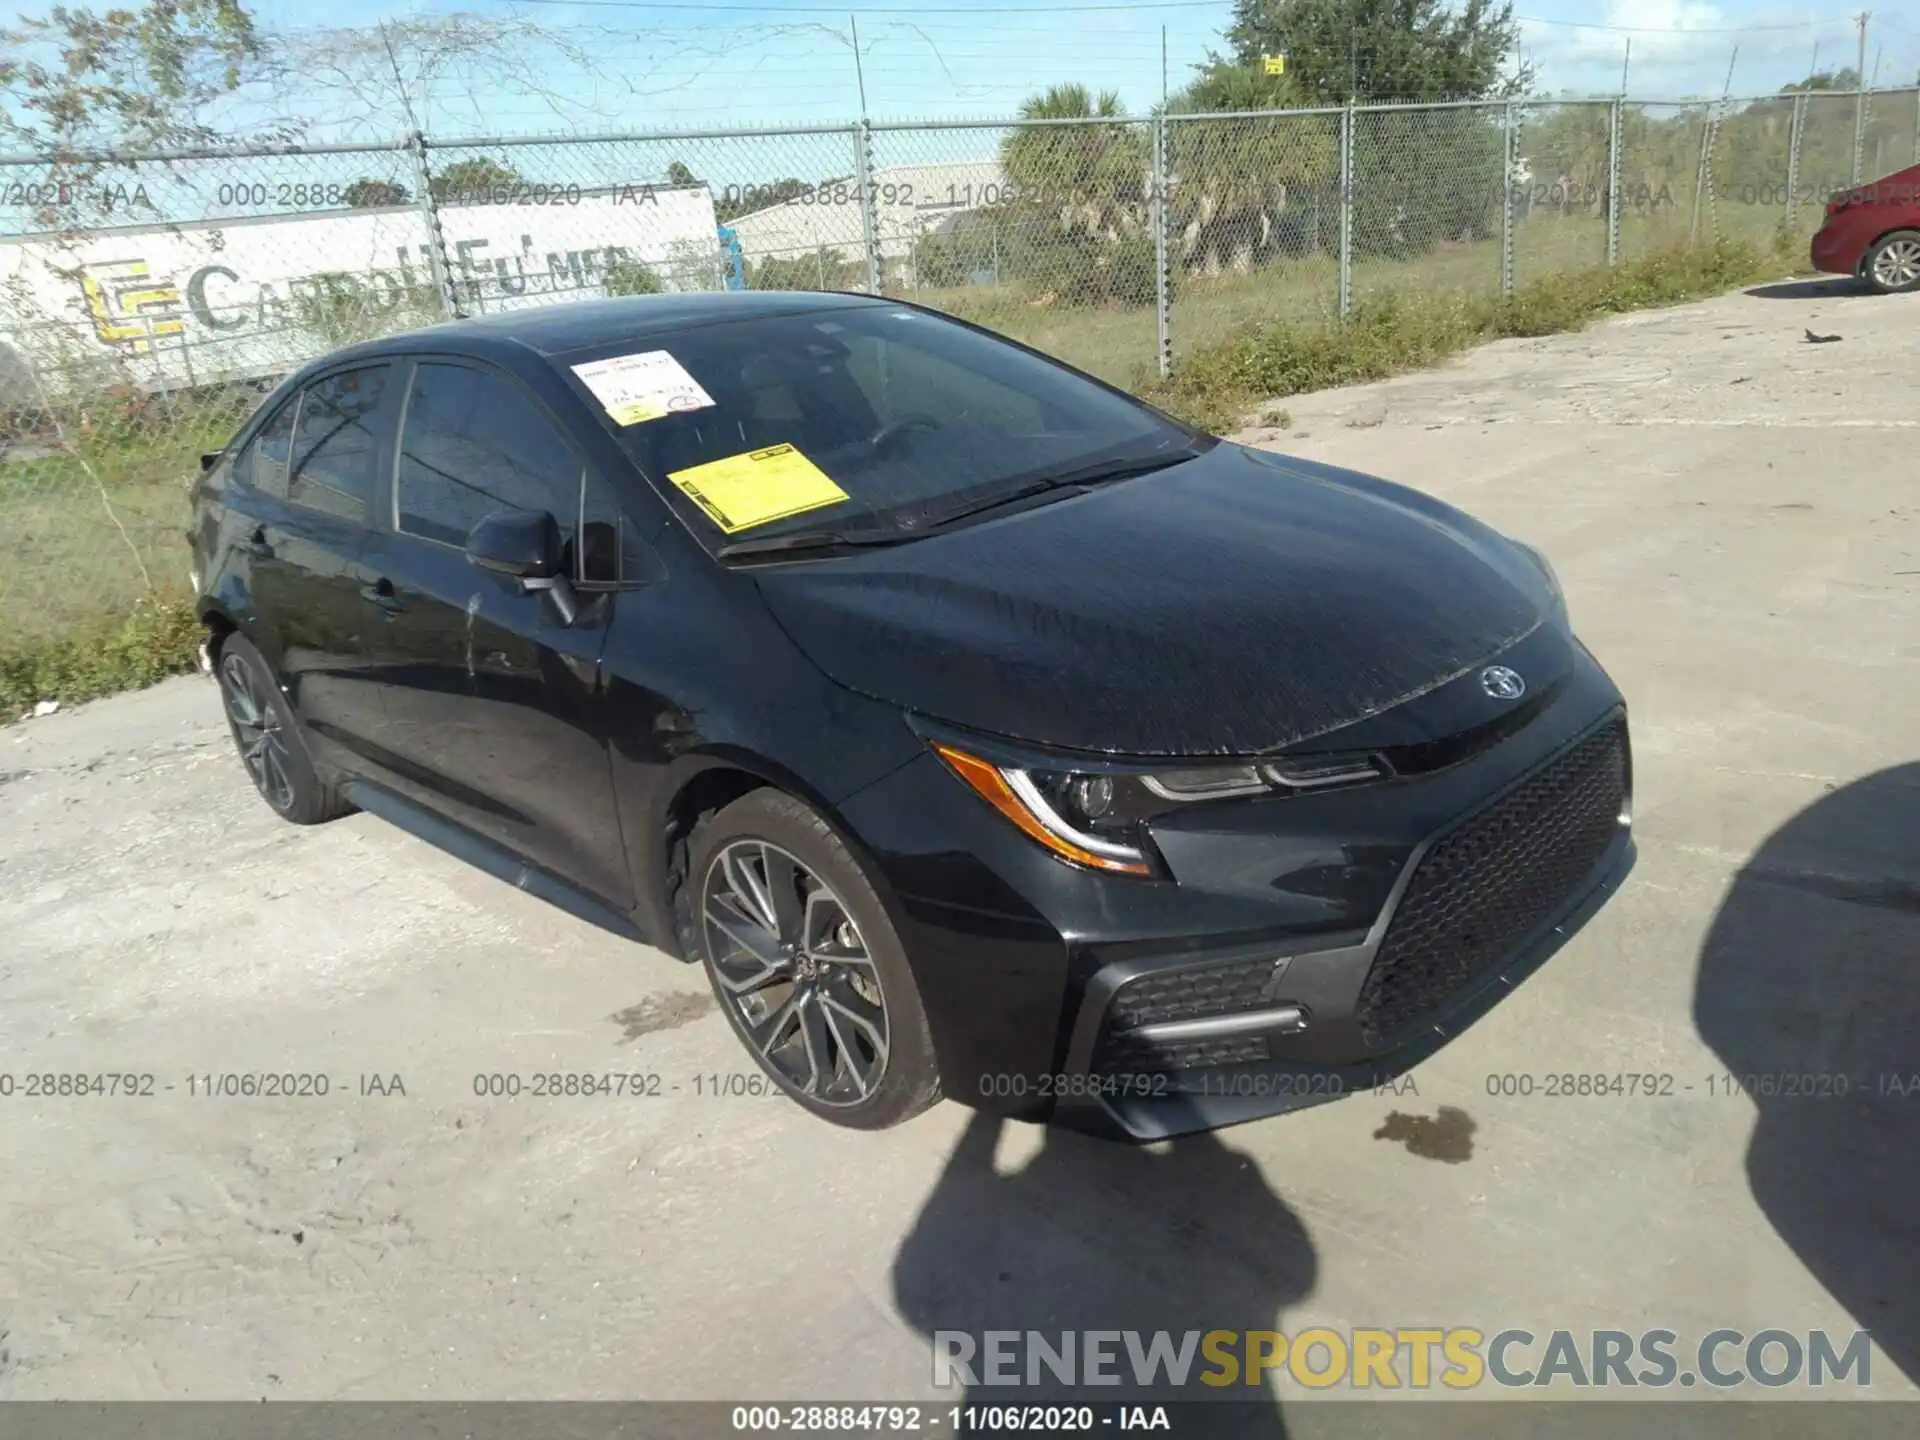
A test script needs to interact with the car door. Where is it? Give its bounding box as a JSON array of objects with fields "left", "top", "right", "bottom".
[
  {"left": 358, "top": 356, "right": 633, "bottom": 909},
  {"left": 226, "top": 363, "right": 396, "bottom": 771}
]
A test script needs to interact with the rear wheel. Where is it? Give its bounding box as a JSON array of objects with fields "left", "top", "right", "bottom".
[
  {"left": 1863, "top": 230, "right": 1920, "bottom": 294},
  {"left": 684, "top": 789, "right": 942, "bottom": 1129},
  {"left": 215, "top": 633, "right": 353, "bottom": 825}
]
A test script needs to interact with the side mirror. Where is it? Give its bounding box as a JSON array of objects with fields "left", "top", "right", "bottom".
[
  {"left": 467, "top": 508, "right": 564, "bottom": 579},
  {"left": 466, "top": 509, "right": 577, "bottom": 625}
]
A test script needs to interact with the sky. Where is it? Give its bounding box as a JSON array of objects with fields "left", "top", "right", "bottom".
[{"left": 232, "top": 0, "right": 1920, "bottom": 140}]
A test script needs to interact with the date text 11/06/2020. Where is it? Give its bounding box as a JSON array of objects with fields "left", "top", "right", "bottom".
[
  {"left": 0, "top": 1071, "right": 797, "bottom": 1099},
  {"left": 730, "top": 1405, "right": 1168, "bottom": 1434},
  {"left": 975, "top": 1068, "right": 1920, "bottom": 1103}
]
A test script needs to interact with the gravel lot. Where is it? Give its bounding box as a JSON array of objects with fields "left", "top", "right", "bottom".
[{"left": 1, "top": 277, "right": 1915, "bottom": 1419}]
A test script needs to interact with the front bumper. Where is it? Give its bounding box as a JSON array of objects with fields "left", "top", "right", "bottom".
[
  {"left": 1058, "top": 813, "right": 1633, "bottom": 1140},
  {"left": 837, "top": 635, "right": 1634, "bottom": 1140},
  {"left": 1054, "top": 712, "right": 1631, "bottom": 1138}
]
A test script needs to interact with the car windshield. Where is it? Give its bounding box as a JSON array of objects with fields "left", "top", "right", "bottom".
[{"left": 556, "top": 303, "right": 1199, "bottom": 553}]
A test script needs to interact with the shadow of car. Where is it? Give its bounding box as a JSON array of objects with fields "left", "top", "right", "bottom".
[
  {"left": 892, "top": 1111, "right": 1313, "bottom": 1433},
  {"left": 1693, "top": 763, "right": 1920, "bottom": 1386}
]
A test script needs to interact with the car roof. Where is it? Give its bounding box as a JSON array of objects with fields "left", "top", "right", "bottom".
[
  {"left": 252, "top": 291, "right": 909, "bottom": 440},
  {"left": 325, "top": 291, "right": 896, "bottom": 370}
]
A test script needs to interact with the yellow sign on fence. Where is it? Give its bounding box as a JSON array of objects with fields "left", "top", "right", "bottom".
[{"left": 1262, "top": 54, "right": 1286, "bottom": 76}]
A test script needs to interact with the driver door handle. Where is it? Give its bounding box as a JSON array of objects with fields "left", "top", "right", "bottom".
[{"left": 360, "top": 578, "right": 405, "bottom": 616}]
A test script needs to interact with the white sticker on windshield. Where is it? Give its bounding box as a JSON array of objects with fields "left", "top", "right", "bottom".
[{"left": 571, "top": 350, "right": 716, "bottom": 427}]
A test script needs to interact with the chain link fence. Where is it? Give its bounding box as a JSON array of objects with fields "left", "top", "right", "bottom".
[{"left": 4, "top": 87, "right": 1917, "bottom": 655}]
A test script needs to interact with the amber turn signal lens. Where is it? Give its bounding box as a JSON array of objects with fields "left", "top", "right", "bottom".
[{"left": 931, "top": 742, "right": 1152, "bottom": 876}]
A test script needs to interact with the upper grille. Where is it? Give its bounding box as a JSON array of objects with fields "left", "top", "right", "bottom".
[{"left": 1353, "top": 717, "right": 1628, "bottom": 1050}]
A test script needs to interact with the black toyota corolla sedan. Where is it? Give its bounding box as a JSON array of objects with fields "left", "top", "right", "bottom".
[{"left": 190, "top": 291, "right": 1633, "bottom": 1140}]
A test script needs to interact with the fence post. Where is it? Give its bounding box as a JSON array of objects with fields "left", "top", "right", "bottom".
[
  {"left": 1337, "top": 103, "right": 1353, "bottom": 319},
  {"left": 1786, "top": 91, "right": 1806, "bottom": 231},
  {"left": 408, "top": 132, "right": 461, "bottom": 319},
  {"left": 1152, "top": 116, "right": 1170, "bottom": 381},
  {"left": 1689, "top": 102, "right": 1715, "bottom": 247},
  {"left": 853, "top": 121, "right": 881, "bottom": 295},
  {"left": 1852, "top": 86, "right": 1866, "bottom": 186},
  {"left": 1500, "top": 101, "right": 1516, "bottom": 296},
  {"left": 1606, "top": 99, "right": 1622, "bottom": 266}
]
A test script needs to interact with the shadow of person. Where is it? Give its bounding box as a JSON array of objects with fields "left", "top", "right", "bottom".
[
  {"left": 1693, "top": 763, "right": 1920, "bottom": 1384},
  {"left": 892, "top": 1111, "right": 1315, "bottom": 1436}
]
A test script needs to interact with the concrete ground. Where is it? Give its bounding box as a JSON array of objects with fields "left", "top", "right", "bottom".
[{"left": 1, "top": 276, "right": 1915, "bottom": 1418}]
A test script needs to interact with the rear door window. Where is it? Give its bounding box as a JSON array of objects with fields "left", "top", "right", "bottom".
[
  {"left": 287, "top": 365, "right": 390, "bottom": 521},
  {"left": 396, "top": 362, "right": 585, "bottom": 557}
]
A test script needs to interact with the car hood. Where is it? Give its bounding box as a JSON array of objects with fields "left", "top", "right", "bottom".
[{"left": 752, "top": 442, "right": 1553, "bottom": 757}]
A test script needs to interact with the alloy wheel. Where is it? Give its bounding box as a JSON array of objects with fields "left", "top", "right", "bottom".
[
  {"left": 1871, "top": 236, "right": 1920, "bottom": 290},
  {"left": 700, "top": 840, "right": 890, "bottom": 1106},
  {"left": 220, "top": 652, "right": 296, "bottom": 812}
]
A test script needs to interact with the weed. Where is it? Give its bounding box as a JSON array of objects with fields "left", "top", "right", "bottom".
[
  {"left": 1141, "top": 238, "right": 1797, "bottom": 433},
  {"left": 0, "top": 593, "right": 201, "bottom": 719}
]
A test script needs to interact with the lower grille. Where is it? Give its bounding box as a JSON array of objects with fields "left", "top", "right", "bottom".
[
  {"left": 1106, "top": 956, "right": 1290, "bottom": 1029},
  {"left": 1097, "top": 1032, "right": 1271, "bottom": 1075},
  {"left": 1091, "top": 955, "right": 1289, "bottom": 1074},
  {"left": 1354, "top": 717, "right": 1629, "bottom": 1049}
]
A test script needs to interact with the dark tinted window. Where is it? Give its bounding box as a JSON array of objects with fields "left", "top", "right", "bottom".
[
  {"left": 288, "top": 365, "right": 389, "bottom": 520},
  {"left": 581, "top": 482, "right": 655, "bottom": 585},
  {"left": 397, "top": 363, "right": 583, "bottom": 554},
  {"left": 236, "top": 395, "right": 297, "bottom": 498},
  {"left": 572, "top": 304, "right": 1187, "bottom": 550}
]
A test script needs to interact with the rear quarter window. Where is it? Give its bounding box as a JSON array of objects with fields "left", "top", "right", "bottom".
[
  {"left": 232, "top": 395, "right": 298, "bottom": 499},
  {"left": 287, "top": 365, "right": 390, "bottom": 521}
]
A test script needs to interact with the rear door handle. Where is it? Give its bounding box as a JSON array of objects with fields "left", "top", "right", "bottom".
[
  {"left": 241, "top": 526, "right": 274, "bottom": 559},
  {"left": 359, "top": 578, "right": 405, "bottom": 616}
]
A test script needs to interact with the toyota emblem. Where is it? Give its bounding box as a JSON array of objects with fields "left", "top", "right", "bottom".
[{"left": 1480, "top": 665, "right": 1526, "bottom": 701}]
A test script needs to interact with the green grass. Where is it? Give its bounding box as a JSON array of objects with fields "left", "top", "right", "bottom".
[
  {"left": 0, "top": 218, "right": 1805, "bottom": 717},
  {"left": 0, "top": 404, "right": 231, "bottom": 718},
  {"left": 1138, "top": 233, "right": 1802, "bottom": 434},
  {"left": 0, "top": 593, "right": 202, "bottom": 721}
]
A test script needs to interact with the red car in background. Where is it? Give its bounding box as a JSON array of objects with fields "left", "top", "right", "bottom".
[{"left": 1811, "top": 162, "right": 1920, "bottom": 293}]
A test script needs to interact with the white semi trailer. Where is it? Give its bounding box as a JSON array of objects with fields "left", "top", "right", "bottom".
[{"left": 0, "top": 183, "right": 723, "bottom": 403}]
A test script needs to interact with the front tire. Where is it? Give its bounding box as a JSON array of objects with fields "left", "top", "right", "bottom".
[
  {"left": 684, "top": 789, "right": 942, "bottom": 1129},
  {"left": 214, "top": 633, "right": 353, "bottom": 825},
  {"left": 1863, "top": 230, "right": 1920, "bottom": 294}
]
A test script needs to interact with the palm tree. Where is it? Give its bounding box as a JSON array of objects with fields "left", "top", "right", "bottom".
[
  {"left": 1164, "top": 63, "right": 1337, "bottom": 274},
  {"left": 1000, "top": 84, "right": 1148, "bottom": 240}
]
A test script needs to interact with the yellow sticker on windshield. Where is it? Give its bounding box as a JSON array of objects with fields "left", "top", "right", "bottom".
[{"left": 667, "top": 444, "right": 850, "bottom": 534}]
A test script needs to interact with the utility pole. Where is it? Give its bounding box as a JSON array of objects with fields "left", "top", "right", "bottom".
[
  {"left": 1619, "top": 37, "right": 1630, "bottom": 96},
  {"left": 1853, "top": 11, "right": 1870, "bottom": 184},
  {"left": 1161, "top": 25, "right": 1168, "bottom": 111}
]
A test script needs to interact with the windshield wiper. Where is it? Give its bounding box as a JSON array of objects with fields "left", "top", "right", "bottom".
[
  {"left": 917, "top": 446, "right": 1200, "bottom": 530},
  {"left": 716, "top": 527, "right": 920, "bottom": 560},
  {"left": 716, "top": 446, "right": 1200, "bottom": 560}
]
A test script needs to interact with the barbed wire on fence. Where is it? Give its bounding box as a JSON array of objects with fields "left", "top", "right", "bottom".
[{"left": 4, "top": 84, "right": 1917, "bottom": 660}]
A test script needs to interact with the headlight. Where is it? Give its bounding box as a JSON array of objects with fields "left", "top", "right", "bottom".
[{"left": 931, "top": 742, "right": 1386, "bottom": 877}]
